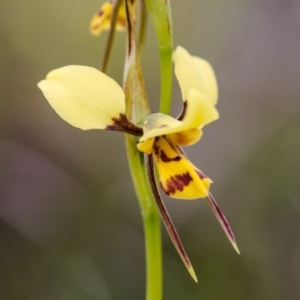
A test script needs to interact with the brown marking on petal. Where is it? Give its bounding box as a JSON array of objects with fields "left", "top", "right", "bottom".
[
  {"left": 154, "top": 137, "right": 181, "bottom": 163},
  {"left": 153, "top": 142, "right": 160, "bottom": 156},
  {"left": 117, "top": 17, "right": 126, "bottom": 28},
  {"left": 162, "top": 172, "right": 193, "bottom": 196},
  {"left": 162, "top": 136, "right": 178, "bottom": 152},
  {"left": 97, "top": 10, "right": 104, "bottom": 17},
  {"left": 105, "top": 113, "right": 143, "bottom": 136},
  {"left": 177, "top": 101, "right": 187, "bottom": 121},
  {"left": 160, "top": 150, "right": 181, "bottom": 163},
  {"left": 105, "top": 124, "right": 119, "bottom": 131}
]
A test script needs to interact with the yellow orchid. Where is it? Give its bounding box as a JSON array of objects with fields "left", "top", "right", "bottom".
[
  {"left": 137, "top": 46, "right": 219, "bottom": 199},
  {"left": 138, "top": 47, "right": 239, "bottom": 254},
  {"left": 90, "top": 0, "right": 137, "bottom": 36},
  {"left": 38, "top": 46, "right": 239, "bottom": 261}
]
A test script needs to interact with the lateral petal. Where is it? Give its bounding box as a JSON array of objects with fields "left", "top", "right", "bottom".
[
  {"left": 167, "top": 128, "right": 202, "bottom": 147},
  {"left": 137, "top": 137, "right": 155, "bottom": 154},
  {"left": 139, "top": 89, "right": 218, "bottom": 143},
  {"left": 38, "top": 65, "right": 125, "bottom": 130},
  {"left": 173, "top": 46, "right": 218, "bottom": 105},
  {"left": 154, "top": 137, "right": 210, "bottom": 199},
  {"left": 182, "top": 89, "right": 219, "bottom": 127}
]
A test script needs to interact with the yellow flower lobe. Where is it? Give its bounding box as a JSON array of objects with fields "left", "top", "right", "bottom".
[
  {"left": 153, "top": 137, "right": 211, "bottom": 199},
  {"left": 173, "top": 46, "right": 218, "bottom": 105},
  {"left": 38, "top": 65, "right": 125, "bottom": 130}
]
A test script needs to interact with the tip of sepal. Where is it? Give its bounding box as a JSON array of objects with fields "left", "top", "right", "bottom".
[
  {"left": 174, "top": 244, "right": 198, "bottom": 283},
  {"left": 206, "top": 192, "right": 240, "bottom": 255},
  {"left": 232, "top": 242, "right": 240, "bottom": 255},
  {"left": 187, "top": 265, "right": 198, "bottom": 283},
  {"left": 161, "top": 206, "right": 199, "bottom": 282},
  {"left": 173, "top": 241, "right": 198, "bottom": 282}
]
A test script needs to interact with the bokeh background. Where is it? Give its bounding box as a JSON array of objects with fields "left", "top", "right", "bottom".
[{"left": 1, "top": 0, "right": 300, "bottom": 299}]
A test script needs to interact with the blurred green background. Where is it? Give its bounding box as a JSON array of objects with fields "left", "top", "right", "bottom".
[{"left": 1, "top": 0, "right": 300, "bottom": 299}]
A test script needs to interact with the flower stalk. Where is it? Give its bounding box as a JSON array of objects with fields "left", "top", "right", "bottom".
[
  {"left": 144, "top": 0, "right": 173, "bottom": 114},
  {"left": 137, "top": 0, "right": 148, "bottom": 57},
  {"left": 123, "top": 1, "right": 163, "bottom": 299}
]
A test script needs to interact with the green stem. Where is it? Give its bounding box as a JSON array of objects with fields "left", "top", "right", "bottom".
[
  {"left": 159, "top": 48, "right": 173, "bottom": 114},
  {"left": 125, "top": 135, "right": 162, "bottom": 300},
  {"left": 137, "top": 0, "right": 148, "bottom": 58},
  {"left": 144, "top": 203, "right": 163, "bottom": 300},
  {"left": 123, "top": 2, "right": 162, "bottom": 298},
  {"left": 144, "top": 0, "right": 173, "bottom": 115}
]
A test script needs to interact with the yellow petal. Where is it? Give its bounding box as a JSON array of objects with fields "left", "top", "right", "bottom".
[
  {"left": 139, "top": 89, "right": 218, "bottom": 143},
  {"left": 38, "top": 65, "right": 125, "bottom": 130},
  {"left": 173, "top": 46, "right": 218, "bottom": 105},
  {"left": 137, "top": 137, "right": 155, "bottom": 154},
  {"left": 167, "top": 128, "right": 202, "bottom": 146},
  {"left": 154, "top": 137, "right": 211, "bottom": 199},
  {"left": 139, "top": 113, "right": 182, "bottom": 142},
  {"left": 182, "top": 89, "right": 219, "bottom": 127},
  {"left": 90, "top": 2, "right": 113, "bottom": 36}
]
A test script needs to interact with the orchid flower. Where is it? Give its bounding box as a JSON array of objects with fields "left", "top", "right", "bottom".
[
  {"left": 38, "top": 46, "right": 239, "bottom": 281},
  {"left": 90, "top": 0, "right": 137, "bottom": 36},
  {"left": 138, "top": 47, "right": 239, "bottom": 255}
]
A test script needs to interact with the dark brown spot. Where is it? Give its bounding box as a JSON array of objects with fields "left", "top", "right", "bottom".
[
  {"left": 167, "top": 138, "right": 178, "bottom": 151},
  {"left": 117, "top": 17, "right": 126, "bottom": 27},
  {"left": 105, "top": 114, "right": 143, "bottom": 136},
  {"left": 97, "top": 10, "right": 104, "bottom": 17},
  {"left": 153, "top": 143, "right": 160, "bottom": 156},
  {"left": 105, "top": 125, "right": 118, "bottom": 131},
  {"left": 160, "top": 150, "right": 181, "bottom": 163},
  {"left": 162, "top": 172, "right": 193, "bottom": 196}
]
